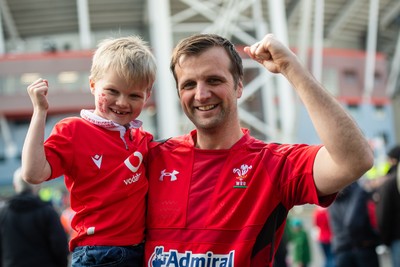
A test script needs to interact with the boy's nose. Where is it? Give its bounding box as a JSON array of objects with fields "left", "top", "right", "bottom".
[{"left": 116, "top": 96, "right": 129, "bottom": 107}]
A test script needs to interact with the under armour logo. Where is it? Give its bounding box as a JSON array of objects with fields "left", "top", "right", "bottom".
[{"left": 159, "top": 169, "right": 179, "bottom": 181}]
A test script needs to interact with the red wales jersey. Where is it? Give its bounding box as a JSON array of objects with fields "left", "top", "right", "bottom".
[
  {"left": 146, "top": 129, "right": 334, "bottom": 267},
  {"left": 44, "top": 111, "right": 152, "bottom": 251}
]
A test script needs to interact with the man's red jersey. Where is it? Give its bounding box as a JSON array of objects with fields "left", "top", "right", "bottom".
[{"left": 146, "top": 129, "right": 334, "bottom": 267}]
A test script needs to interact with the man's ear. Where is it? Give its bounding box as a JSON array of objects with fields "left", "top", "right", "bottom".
[{"left": 236, "top": 80, "right": 243, "bottom": 98}]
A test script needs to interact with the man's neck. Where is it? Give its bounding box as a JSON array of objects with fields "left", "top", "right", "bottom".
[{"left": 194, "top": 126, "right": 244, "bottom": 150}]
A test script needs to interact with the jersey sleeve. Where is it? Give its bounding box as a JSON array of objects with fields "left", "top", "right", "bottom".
[
  {"left": 44, "top": 118, "right": 75, "bottom": 179},
  {"left": 268, "top": 144, "right": 335, "bottom": 208}
]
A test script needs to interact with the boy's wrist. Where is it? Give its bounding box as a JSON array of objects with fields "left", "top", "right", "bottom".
[{"left": 33, "top": 108, "right": 48, "bottom": 117}]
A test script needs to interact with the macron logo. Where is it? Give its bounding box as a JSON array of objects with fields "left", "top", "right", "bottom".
[{"left": 92, "top": 154, "right": 103, "bottom": 169}]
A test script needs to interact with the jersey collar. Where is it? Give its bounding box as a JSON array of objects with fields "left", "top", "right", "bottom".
[{"left": 80, "top": 109, "right": 142, "bottom": 130}]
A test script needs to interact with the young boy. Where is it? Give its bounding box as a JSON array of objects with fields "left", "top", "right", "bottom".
[{"left": 21, "top": 36, "right": 156, "bottom": 267}]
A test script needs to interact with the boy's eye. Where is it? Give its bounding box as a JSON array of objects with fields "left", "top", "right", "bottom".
[
  {"left": 130, "top": 94, "right": 142, "bottom": 99},
  {"left": 107, "top": 89, "right": 118, "bottom": 94}
]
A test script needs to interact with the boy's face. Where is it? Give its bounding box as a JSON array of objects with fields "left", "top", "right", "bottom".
[{"left": 90, "top": 70, "right": 150, "bottom": 126}]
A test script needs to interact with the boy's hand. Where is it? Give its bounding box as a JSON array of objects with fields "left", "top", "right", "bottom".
[{"left": 27, "top": 78, "right": 49, "bottom": 111}]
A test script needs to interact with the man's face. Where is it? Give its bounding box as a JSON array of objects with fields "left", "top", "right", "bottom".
[
  {"left": 175, "top": 47, "right": 243, "bottom": 131},
  {"left": 90, "top": 70, "right": 150, "bottom": 126}
]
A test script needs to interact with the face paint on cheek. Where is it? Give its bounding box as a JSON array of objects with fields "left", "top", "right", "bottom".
[{"left": 97, "top": 93, "right": 107, "bottom": 113}]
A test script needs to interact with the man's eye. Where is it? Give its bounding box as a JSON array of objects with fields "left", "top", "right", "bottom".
[
  {"left": 208, "top": 78, "right": 221, "bottom": 84},
  {"left": 181, "top": 82, "right": 195, "bottom": 90}
]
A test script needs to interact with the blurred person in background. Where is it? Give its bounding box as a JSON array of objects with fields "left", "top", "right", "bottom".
[
  {"left": 328, "top": 181, "right": 380, "bottom": 267},
  {"left": 290, "top": 218, "right": 311, "bottom": 267},
  {"left": 313, "top": 206, "right": 335, "bottom": 267},
  {"left": 0, "top": 167, "right": 69, "bottom": 267},
  {"left": 375, "top": 145, "right": 400, "bottom": 267},
  {"left": 60, "top": 191, "right": 77, "bottom": 242},
  {"left": 273, "top": 219, "right": 291, "bottom": 267}
]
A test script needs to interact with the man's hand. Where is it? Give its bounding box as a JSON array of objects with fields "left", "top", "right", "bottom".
[{"left": 243, "top": 33, "right": 300, "bottom": 76}]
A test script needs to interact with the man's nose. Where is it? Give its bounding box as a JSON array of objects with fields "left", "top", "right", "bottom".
[{"left": 194, "top": 83, "right": 211, "bottom": 101}]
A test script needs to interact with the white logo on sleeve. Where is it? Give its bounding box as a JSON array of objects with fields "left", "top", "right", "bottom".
[{"left": 91, "top": 154, "right": 103, "bottom": 169}]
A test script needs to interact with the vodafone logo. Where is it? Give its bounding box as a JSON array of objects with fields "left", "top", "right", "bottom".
[
  {"left": 123, "top": 151, "right": 144, "bottom": 185},
  {"left": 124, "top": 151, "right": 143, "bottom": 172}
]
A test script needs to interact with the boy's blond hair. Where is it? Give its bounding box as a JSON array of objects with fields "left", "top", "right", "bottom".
[{"left": 90, "top": 36, "right": 157, "bottom": 91}]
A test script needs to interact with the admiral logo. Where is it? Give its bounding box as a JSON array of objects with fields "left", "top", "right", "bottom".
[
  {"left": 233, "top": 164, "right": 252, "bottom": 188},
  {"left": 148, "top": 246, "right": 234, "bottom": 267}
]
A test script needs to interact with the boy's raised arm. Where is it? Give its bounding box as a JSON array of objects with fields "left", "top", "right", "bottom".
[{"left": 21, "top": 78, "right": 52, "bottom": 184}]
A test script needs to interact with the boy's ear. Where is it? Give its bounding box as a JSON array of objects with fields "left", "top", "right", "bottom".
[
  {"left": 146, "top": 89, "right": 151, "bottom": 101},
  {"left": 89, "top": 79, "right": 96, "bottom": 94}
]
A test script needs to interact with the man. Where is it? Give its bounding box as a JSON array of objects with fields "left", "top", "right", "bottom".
[
  {"left": 329, "top": 182, "right": 380, "bottom": 267},
  {"left": 145, "top": 33, "right": 373, "bottom": 267},
  {"left": 313, "top": 206, "right": 335, "bottom": 267},
  {"left": 0, "top": 168, "right": 69, "bottom": 267},
  {"left": 376, "top": 145, "right": 400, "bottom": 267}
]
